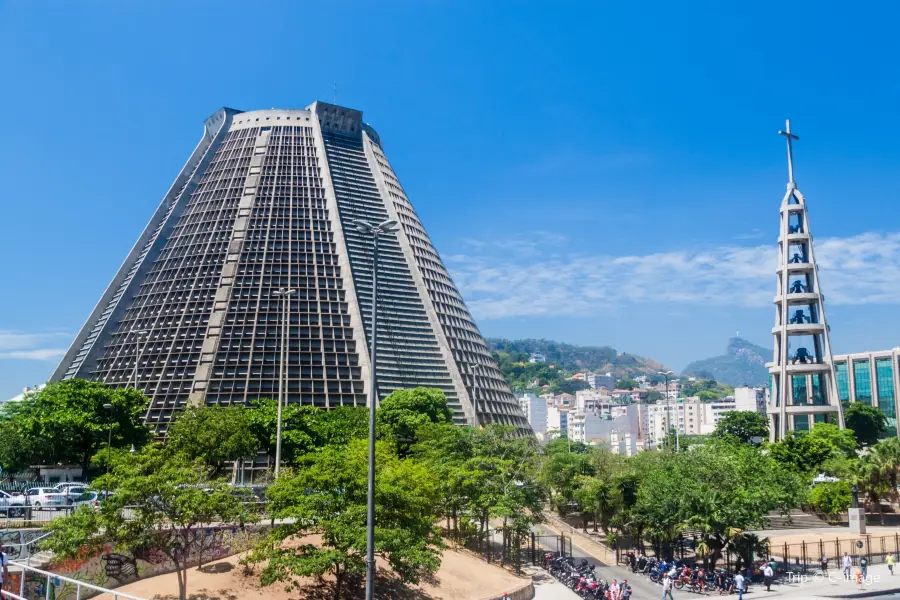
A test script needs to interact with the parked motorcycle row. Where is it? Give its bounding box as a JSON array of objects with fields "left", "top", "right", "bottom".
[
  {"left": 631, "top": 555, "right": 741, "bottom": 594},
  {"left": 544, "top": 553, "right": 633, "bottom": 599}
]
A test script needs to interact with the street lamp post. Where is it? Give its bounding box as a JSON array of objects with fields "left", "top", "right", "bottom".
[
  {"left": 354, "top": 218, "right": 398, "bottom": 600},
  {"left": 102, "top": 403, "right": 114, "bottom": 499},
  {"left": 659, "top": 370, "right": 679, "bottom": 452},
  {"left": 272, "top": 288, "right": 297, "bottom": 478}
]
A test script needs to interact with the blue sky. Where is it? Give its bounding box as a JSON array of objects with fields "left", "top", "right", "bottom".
[{"left": 2, "top": 1, "right": 900, "bottom": 398}]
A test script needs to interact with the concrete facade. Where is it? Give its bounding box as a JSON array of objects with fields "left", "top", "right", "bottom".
[
  {"left": 51, "top": 103, "right": 530, "bottom": 435},
  {"left": 766, "top": 120, "right": 844, "bottom": 440}
]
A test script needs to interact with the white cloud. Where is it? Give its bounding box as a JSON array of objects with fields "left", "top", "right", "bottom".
[
  {"left": 449, "top": 231, "right": 900, "bottom": 319},
  {"left": 0, "top": 331, "right": 69, "bottom": 361},
  {"left": 0, "top": 349, "right": 66, "bottom": 360}
]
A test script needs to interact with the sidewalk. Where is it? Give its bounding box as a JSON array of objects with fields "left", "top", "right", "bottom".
[
  {"left": 526, "top": 566, "right": 580, "bottom": 600},
  {"left": 542, "top": 513, "right": 617, "bottom": 564}
]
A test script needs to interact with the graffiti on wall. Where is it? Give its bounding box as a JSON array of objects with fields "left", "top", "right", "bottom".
[
  {"left": 30, "top": 525, "right": 267, "bottom": 600},
  {"left": 0, "top": 529, "right": 48, "bottom": 560}
]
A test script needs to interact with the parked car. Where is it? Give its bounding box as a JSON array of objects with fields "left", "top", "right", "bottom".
[
  {"left": 53, "top": 482, "right": 86, "bottom": 492},
  {"left": 57, "top": 486, "right": 89, "bottom": 504},
  {"left": 70, "top": 491, "right": 102, "bottom": 508},
  {"left": 0, "top": 491, "right": 27, "bottom": 517},
  {"left": 25, "top": 488, "right": 69, "bottom": 510}
]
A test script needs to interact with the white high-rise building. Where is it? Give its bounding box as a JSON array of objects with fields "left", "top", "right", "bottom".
[
  {"left": 518, "top": 393, "right": 547, "bottom": 435},
  {"left": 733, "top": 387, "right": 767, "bottom": 413}
]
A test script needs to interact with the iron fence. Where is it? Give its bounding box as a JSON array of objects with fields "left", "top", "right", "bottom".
[{"left": 766, "top": 534, "right": 900, "bottom": 573}]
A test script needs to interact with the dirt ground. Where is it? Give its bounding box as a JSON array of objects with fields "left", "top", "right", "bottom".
[{"left": 94, "top": 546, "right": 526, "bottom": 600}]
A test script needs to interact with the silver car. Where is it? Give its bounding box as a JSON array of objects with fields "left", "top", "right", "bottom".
[{"left": 25, "top": 487, "right": 69, "bottom": 510}]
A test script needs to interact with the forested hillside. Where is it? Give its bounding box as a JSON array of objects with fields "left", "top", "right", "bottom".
[{"left": 487, "top": 338, "right": 670, "bottom": 393}]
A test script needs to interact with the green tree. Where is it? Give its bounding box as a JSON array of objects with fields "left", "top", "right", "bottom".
[
  {"left": 248, "top": 401, "right": 369, "bottom": 467},
  {"left": 767, "top": 423, "right": 856, "bottom": 474},
  {"left": 166, "top": 405, "right": 259, "bottom": 477},
  {"left": 541, "top": 450, "right": 594, "bottom": 514},
  {"left": 646, "top": 390, "right": 663, "bottom": 403},
  {"left": 575, "top": 475, "right": 619, "bottom": 533},
  {"left": 713, "top": 411, "right": 769, "bottom": 443},
  {"left": 376, "top": 387, "right": 452, "bottom": 453},
  {"left": 313, "top": 406, "right": 369, "bottom": 446},
  {"left": 616, "top": 379, "right": 637, "bottom": 390},
  {"left": 844, "top": 402, "right": 888, "bottom": 447},
  {"left": 247, "top": 400, "right": 320, "bottom": 465},
  {"left": 411, "top": 422, "right": 478, "bottom": 538},
  {"left": 633, "top": 440, "right": 802, "bottom": 568},
  {"left": 247, "top": 439, "right": 442, "bottom": 600},
  {"left": 43, "top": 447, "right": 248, "bottom": 600},
  {"left": 0, "top": 379, "right": 151, "bottom": 472},
  {"left": 466, "top": 425, "right": 544, "bottom": 562},
  {"left": 808, "top": 481, "right": 852, "bottom": 521}
]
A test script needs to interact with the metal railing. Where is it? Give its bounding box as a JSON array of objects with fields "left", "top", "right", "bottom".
[{"left": 2, "top": 561, "right": 147, "bottom": 600}]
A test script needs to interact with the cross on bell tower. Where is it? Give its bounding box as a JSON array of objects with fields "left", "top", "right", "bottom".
[
  {"left": 778, "top": 119, "right": 800, "bottom": 187},
  {"left": 766, "top": 119, "right": 844, "bottom": 441}
]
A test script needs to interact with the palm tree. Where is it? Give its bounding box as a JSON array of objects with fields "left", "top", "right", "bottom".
[{"left": 857, "top": 449, "right": 893, "bottom": 525}]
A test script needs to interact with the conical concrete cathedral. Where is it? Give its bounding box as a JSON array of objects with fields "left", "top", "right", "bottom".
[
  {"left": 766, "top": 120, "right": 844, "bottom": 440},
  {"left": 52, "top": 103, "right": 530, "bottom": 435}
]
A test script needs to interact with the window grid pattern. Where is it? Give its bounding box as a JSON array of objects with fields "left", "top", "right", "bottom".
[
  {"left": 204, "top": 125, "right": 364, "bottom": 409},
  {"left": 91, "top": 127, "right": 259, "bottom": 431},
  {"left": 791, "top": 374, "right": 807, "bottom": 405},
  {"left": 876, "top": 358, "right": 896, "bottom": 429},
  {"left": 836, "top": 361, "right": 850, "bottom": 402},
  {"left": 64, "top": 124, "right": 223, "bottom": 379},
  {"left": 853, "top": 360, "right": 873, "bottom": 404},
  {"left": 321, "top": 129, "right": 463, "bottom": 419},
  {"left": 366, "top": 139, "right": 529, "bottom": 430}
]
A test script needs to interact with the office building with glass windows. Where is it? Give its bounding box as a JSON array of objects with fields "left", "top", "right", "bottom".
[
  {"left": 833, "top": 350, "right": 900, "bottom": 435},
  {"left": 766, "top": 121, "right": 844, "bottom": 440},
  {"left": 51, "top": 102, "right": 530, "bottom": 436}
]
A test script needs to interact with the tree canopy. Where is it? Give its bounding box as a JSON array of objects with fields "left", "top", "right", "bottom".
[
  {"left": 767, "top": 423, "right": 857, "bottom": 474},
  {"left": 712, "top": 411, "right": 769, "bottom": 443},
  {"left": 377, "top": 387, "right": 452, "bottom": 453},
  {"left": 247, "top": 439, "right": 442, "bottom": 600},
  {"left": 633, "top": 439, "right": 803, "bottom": 568},
  {"left": 844, "top": 402, "right": 889, "bottom": 447},
  {"left": 165, "top": 405, "right": 259, "bottom": 477},
  {"left": 44, "top": 446, "right": 249, "bottom": 600},
  {"left": 0, "top": 379, "right": 151, "bottom": 472}
]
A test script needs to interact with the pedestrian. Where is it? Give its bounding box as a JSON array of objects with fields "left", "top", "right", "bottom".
[
  {"left": 860, "top": 556, "right": 868, "bottom": 581},
  {"left": 763, "top": 563, "right": 774, "bottom": 591},
  {"left": 610, "top": 579, "right": 620, "bottom": 600},
  {"left": 843, "top": 552, "right": 852, "bottom": 579},
  {"left": 661, "top": 573, "right": 675, "bottom": 600},
  {"left": 0, "top": 547, "right": 8, "bottom": 593},
  {"left": 621, "top": 580, "right": 632, "bottom": 600},
  {"left": 734, "top": 570, "right": 746, "bottom": 600},
  {"left": 888, "top": 553, "right": 895, "bottom": 575},
  {"left": 821, "top": 554, "right": 828, "bottom": 576}
]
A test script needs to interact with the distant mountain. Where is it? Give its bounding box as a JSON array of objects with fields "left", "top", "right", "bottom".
[
  {"left": 682, "top": 337, "right": 770, "bottom": 387},
  {"left": 486, "top": 338, "right": 670, "bottom": 381}
]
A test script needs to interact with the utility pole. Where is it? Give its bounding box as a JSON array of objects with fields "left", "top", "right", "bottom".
[{"left": 659, "top": 370, "right": 678, "bottom": 451}]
